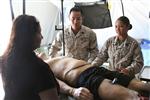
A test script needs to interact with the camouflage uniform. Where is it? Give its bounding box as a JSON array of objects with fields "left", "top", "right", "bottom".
[
  {"left": 92, "top": 36, "right": 144, "bottom": 76},
  {"left": 49, "top": 25, "right": 98, "bottom": 63}
]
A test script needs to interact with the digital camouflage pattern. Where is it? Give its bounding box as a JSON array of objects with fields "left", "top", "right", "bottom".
[
  {"left": 49, "top": 25, "right": 98, "bottom": 63},
  {"left": 92, "top": 36, "right": 144, "bottom": 76}
]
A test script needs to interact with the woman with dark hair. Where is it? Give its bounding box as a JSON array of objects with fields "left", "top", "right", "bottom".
[
  {"left": 92, "top": 16, "right": 144, "bottom": 77},
  {"left": 0, "top": 15, "right": 59, "bottom": 100}
]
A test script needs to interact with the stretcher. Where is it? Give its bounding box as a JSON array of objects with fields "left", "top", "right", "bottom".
[{"left": 139, "top": 66, "right": 150, "bottom": 82}]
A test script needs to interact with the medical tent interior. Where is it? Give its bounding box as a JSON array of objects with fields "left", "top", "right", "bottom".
[{"left": 0, "top": 0, "right": 150, "bottom": 99}]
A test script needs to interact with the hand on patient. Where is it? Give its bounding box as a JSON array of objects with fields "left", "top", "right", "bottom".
[
  {"left": 36, "top": 52, "right": 48, "bottom": 60},
  {"left": 116, "top": 68, "right": 129, "bottom": 76},
  {"left": 72, "top": 87, "right": 93, "bottom": 100},
  {"left": 120, "top": 68, "right": 129, "bottom": 75}
]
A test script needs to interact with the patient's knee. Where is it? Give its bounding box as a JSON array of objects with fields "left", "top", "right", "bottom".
[{"left": 98, "top": 79, "right": 139, "bottom": 100}]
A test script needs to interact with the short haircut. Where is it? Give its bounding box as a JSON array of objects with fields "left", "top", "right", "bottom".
[{"left": 69, "top": 6, "right": 83, "bottom": 16}]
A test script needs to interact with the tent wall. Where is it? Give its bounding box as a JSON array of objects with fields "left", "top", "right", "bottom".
[
  {"left": 0, "top": 0, "right": 60, "bottom": 55},
  {"left": 0, "top": 0, "right": 150, "bottom": 61},
  {"left": 50, "top": 0, "right": 150, "bottom": 47},
  {"left": 96, "top": 0, "right": 150, "bottom": 47},
  {"left": 51, "top": 0, "right": 150, "bottom": 66},
  {"left": 0, "top": 0, "right": 12, "bottom": 55},
  {"left": 12, "top": 0, "right": 60, "bottom": 46}
]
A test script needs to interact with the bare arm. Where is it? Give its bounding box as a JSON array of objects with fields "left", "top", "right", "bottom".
[
  {"left": 57, "top": 79, "right": 93, "bottom": 100},
  {"left": 39, "top": 88, "right": 59, "bottom": 100}
]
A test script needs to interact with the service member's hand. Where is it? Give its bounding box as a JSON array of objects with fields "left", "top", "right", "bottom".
[
  {"left": 36, "top": 52, "right": 48, "bottom": 60},
  {"left": 120, "top": 68, "right": 129, "bottom": 76},
  {"left": 116, "top": 67, "right": 129, "bottom": 76},
  {"left": 72, "top": 87, "right": 93, "bottom": 100}
]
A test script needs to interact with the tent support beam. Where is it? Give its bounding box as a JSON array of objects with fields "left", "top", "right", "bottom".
[{"left": 55, "top": 0, "right": 65, "bottom": 56}]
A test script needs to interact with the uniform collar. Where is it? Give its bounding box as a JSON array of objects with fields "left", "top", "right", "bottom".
[
  {"left": 69, "top": 25, "right": 85, "bottom": 36},
  {"left": 113, "top": 36, "right": 130, "bottom": 46}
]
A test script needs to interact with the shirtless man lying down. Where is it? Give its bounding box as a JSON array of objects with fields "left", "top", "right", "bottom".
[{"left": 45, "top": 56, "right": 150, "bottom": 100}]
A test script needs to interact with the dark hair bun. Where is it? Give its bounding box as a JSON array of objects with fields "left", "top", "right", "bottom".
[{"left": 128, "top": 24, "right": 132, "bottom": 30}]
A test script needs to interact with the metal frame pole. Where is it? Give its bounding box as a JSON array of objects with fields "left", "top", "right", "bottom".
[{"left": 61, "top": 0, "right": 65, "bottom": 56}]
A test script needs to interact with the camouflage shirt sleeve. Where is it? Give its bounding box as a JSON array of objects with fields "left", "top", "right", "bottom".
[
  {"left": 91, "top": 38, "right": 110, "bottom": 66},
  {"left": 49, "top": 31, "right": 63, "bottom": 58},
  {"left": 87, "top": 30, "right": 99, "bottom": 63},
  {"left": 125, "top": 42, "right": 144, "bottom": 75}
]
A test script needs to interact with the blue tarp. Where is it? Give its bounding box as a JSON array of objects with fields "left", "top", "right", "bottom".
[{"left": 140, "top": 39, "right": 150, "bottom": 66}]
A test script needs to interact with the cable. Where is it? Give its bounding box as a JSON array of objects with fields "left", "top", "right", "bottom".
[
  {"left": 120, "top": 0, "right": 125, "bottom": 16},
  {"left": 23, "top": 0, "right": 26, "bottom": 14},
  {"left": 9, "top": 0, "right": 14, "bottom": 20}
]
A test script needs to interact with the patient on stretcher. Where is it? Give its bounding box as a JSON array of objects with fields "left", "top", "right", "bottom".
[{"left": 45, "top": 56, "right": 149, "bottom": 100}]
